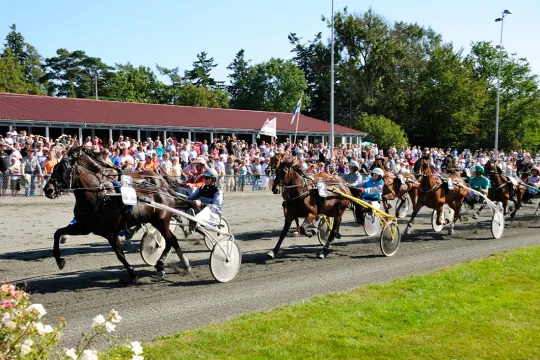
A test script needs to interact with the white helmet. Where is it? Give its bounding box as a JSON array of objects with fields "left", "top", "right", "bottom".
[
  {"left": 349, "top": 160, "right": 359, "bottom": 168},
  {"left": 203, "top": 168, "right": 218, "bottom": 180},
  {"left": 372, "top": 168, "right": 384, "bottom": 177}
]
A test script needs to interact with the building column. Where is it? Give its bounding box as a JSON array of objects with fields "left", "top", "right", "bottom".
[
  {"left": 187, "top": 131, "right": 192, "bottom": 142},
  {"left": 192, "top": 131, "right": 196, "bottom": 142},
  {"left": 305, "top": 135, "right": 309, "bottom": 143},
  {"left": 252, "top": 133, "right": 256, "bottom": 145},
  {"left": 210, "top": 132, "right": 214, "bottom": 142},
  {"left": 78, "top": 128, "right": 83, "bottom": 145},
  {"left": 137, "top": 130, "right": 141, "bottom": 142},
  {"left": 45, "top": 127, "right": 50, "bottom": 140},
  {"left": 28, "top": 126, "right": 32, "bottom": 135},
  {"left": 91, "top": 128, "right": 95, "bottom": 139},
  {"left": 109, "top": 128, "right": 113, "bottom": 142},
  {"left": 163, "top": 130, "right": 167, "bottom": 142},
  {"left": 342, "top": 136, "right": 347, "bottom": 145}
]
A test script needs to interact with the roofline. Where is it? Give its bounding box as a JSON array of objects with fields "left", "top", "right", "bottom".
[{"left": 0, "top": 119, "right": 366, "bottom": 137}]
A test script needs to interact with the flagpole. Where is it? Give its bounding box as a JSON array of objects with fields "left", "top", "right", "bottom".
[
  {"left": 329, "top": 0, "right": 335, "bottom": 154},
  {"left": 293, "top": 94, "right": 303, "bottom": 144}
]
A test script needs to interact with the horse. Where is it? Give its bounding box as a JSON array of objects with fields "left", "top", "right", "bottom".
[
  {"left": 269, "top": 158, "right": 351, "bottom": 259},
  {"left": 393, "top": 173, "right": 420, "bottom": 217},
  {"left": 44, "top": 146, "right": 190, "bottom": 283},
  {"left": 474, "top": 160, "right": 525, "bottom": 219},
  {"left": 367, "top": 158, "right": 398, "bottom": 213},
  {"left": 516, "top": 157, "right": 533, "bottom": 180},
  {"left": 405, "top": 156, "right": 469, "bottom": 235}
]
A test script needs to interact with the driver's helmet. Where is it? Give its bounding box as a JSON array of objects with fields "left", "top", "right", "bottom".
[
  {"left": 474, "top": 164, "right": 484, "bottom": 175},
  {"left": 531, "top": 166, "right": 540, "bottom": 173},
  {"left": 203, "top": 168, "right": 218, "bottom": 180},
  {"left": 192, "top": 156, "right": 207, "bottom": 166},
  {"left": 349, "top": 160, "right": 359, "bottom": 169},
  {"left": 371, "top": 168, "right": 384, "bottom": 177}
]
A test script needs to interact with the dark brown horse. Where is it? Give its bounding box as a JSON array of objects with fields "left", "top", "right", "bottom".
[
  {"left": 405, "top": 156, "right": 468, "bottom": 235},
  {"left": 44, "top": 146, "right": 190, "bottom": 283},
  {"left": 269, "top": 158, "right": 351, "bottom": 259},
  {"left": 477, "top": 160, "right": 525, "bottom": 218}
]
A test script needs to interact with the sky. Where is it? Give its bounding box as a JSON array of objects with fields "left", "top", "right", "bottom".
[{"left": 1, "top": 0, "right": 539, "bottom": 84}]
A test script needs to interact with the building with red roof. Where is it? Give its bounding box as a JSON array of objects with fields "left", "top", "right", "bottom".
[{"left": 0, "top": 93, "right": 365, "bottom": 144}]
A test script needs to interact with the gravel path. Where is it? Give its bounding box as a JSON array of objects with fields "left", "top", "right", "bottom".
[{"left": 1, "top": 192, "right": 538, "bottom": 346}]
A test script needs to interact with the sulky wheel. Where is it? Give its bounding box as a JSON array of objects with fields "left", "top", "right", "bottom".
[
  {"left": 491, "top": 209, "right": 504, "bottom": 239},
  {"left": 363, "top": 213, "right": 381, "bottom": 236},
  {"left": 204, "top": 216, "right": 231, "bottom": 251},
  {"left": 317, "top": 216, "right": 333, "bottom": 245},
  {"left": 209, "top": 239, "right": 242, "bottom": 283},
  {"left": 140, "top": 226, "right": 166, "bottom": 266},
  {"left": 431, "top": 209, "right": 444, "bottom": 233},
  {"left": 379, "top": 222, "right": 401, "bottom": 256}
]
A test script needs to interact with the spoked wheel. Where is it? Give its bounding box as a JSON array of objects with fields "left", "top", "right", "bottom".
[
  {"left": 431, "top": 210, "right": 444, "bottom": 233},
  {"left": 317, "top": 216, "right": 333, "bottom": 245},
  {"left": 204, "top": 217, "right": 231, "bottom": 251},
  {"left": 491, "top": 208, "right": 504, "bottom": 239},
  {"left": 210, "top": 239, "right": 242, "bottom": 283},
  {"left": 363, "top": 213, "right": 381, "bottom": 236},
  {"left": 140, "top": 226, "right": 166, "bottom": 266},
  {"left": 397, "top": 198, "right": 409, "bottom": 219},
  {"left": 380, "top": 221, "right": 401, "bottom": 256}
]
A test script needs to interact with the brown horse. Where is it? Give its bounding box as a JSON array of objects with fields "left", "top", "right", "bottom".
[
  {"left": 393, "top": 173, "right": 420, "bottom": 217},
  {"left": 405, "top": 156, "right": 468, "bottom": 235},
  {"left": 44, "top": 146, "right": 190, "bottom": 283},
  {"left": 369, "top": 158, "right": 398, "bottom": 213},
  {"left": 476, "top": 160, "right": 525, "bottom": 219},
  {"left": 269, "top": 158, "right": 351, "bottom": 259}
]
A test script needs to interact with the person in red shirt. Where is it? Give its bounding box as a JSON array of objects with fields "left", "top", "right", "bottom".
[{"left": 182, "top": 156, "right": 206, "bottom": 190}]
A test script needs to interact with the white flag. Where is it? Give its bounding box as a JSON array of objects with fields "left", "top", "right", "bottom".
[{"left": 259, "top": 117, "right": 277, "bottom": 138}]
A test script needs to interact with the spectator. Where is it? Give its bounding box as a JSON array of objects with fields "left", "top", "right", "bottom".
[
  {"left": 21, "top": 148, "right": 42, "bottom": 197},
  {"left": 0, "top": 143, "right": 10, "bottom": 197}
]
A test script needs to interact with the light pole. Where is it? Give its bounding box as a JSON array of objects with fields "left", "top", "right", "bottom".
[
  {"left": 494, "top": 9, "right": 512, "bottom": 157},
  {"left": 329, "top": 0, "right": 335, "bottom": 153}
]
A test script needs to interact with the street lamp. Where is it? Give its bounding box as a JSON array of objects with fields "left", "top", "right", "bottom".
[
  {"left": 494, "top": 9, "right": 512, "bottom": 157},
  {"left": 330, "top": 0, "right": 335, "bottom": 153}
]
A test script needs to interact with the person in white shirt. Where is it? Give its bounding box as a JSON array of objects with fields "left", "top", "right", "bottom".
[
  {"left": 179, "top": 145, "right": 189, "bottom": 164},
  {"left": 119, "top": 148, "right": 134, "bottom": 169},
  {"left": 200, "top": 140, "right": 208, "bottom": 155},
  {"left": 160, "top": 153, "right": 173, "bottom": 175},
  {"left": 189, "top": 148, "right": 198, "bottom": 160}
]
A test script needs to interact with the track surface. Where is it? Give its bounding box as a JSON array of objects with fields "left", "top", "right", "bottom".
[{"left": 1, "top": 193, "right": 539, "bottom": 346}]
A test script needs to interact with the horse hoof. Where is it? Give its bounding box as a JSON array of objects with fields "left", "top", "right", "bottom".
[
  {"left": 448, "top": 229, "right": 454, "bottom": 235},
  {"left": 317, "top": 251, "right": 326, "bottom": 259},
  {"left": 294, "top": 231, "right": 300, "bottom": 237},
  {"left": 130, "top": 275, "right": 139, "bottom": 284},
  {"left": 57, "top": 259, "right": 66, "bottom": 270},
  {"left": 60, "top": 235, "right": 68, "bottom": 244},
  {"left": 267, "top": 251, "right": 275, "bottom": 259},
  {"left": 182, "top": 266, "right": 192, "bottom": 274},
  {"left": 157, "top": 270, "right": 165, "bottom": 279},
  {"left": 335, "top": 233, "right": 341, "bottom": 239},
  {"left": 472, "top": 214, "right": 479, "bottom": 220}
]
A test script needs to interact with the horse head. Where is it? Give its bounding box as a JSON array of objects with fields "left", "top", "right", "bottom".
[
  {"left": 44, "top": 149, "right": 79, "bottom": 199},
  {"left": 266, "top": 153, "right": 285, "bottom": 177},
  {"left": 416, "top": 156, "right": 432, "bottom": 177},
  {"left": 272, "top": 158, "right": 300, "bottom": 194}
]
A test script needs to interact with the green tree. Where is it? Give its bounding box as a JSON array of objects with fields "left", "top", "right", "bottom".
[
  {"left": 0, "top": 48, "right": 27, "bottom": 93},
  {"left": 468, "top": 41, "right": 540, "bottom": 150},
  {"left": 3, "top": 24, "right": 45, "bottom": 94},
  {"left": 227, "top": 49, "right": 252, "bottom": 109},
  {"left": 185, "top": 52, "right": 218, "bottom": 89},
  {"left": 356, "top": 113, "right": 408, "bottom": 149},
  {"left": 107, "top": 63, "right": 167, "bottom": 103},
  {"left": 177, "top": 84, "right": 230, "bottom": 108},
  {"left": 42, "top": 49, "right": 112, "bottom": 98}
]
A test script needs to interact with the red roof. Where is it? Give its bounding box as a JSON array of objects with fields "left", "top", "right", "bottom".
[{"left": 0, "top": 93, "right": 364, "bottom": 135}]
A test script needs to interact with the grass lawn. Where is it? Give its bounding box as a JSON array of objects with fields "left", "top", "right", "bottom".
[{"left": 110, "top": 246, "right": 540, "bottom": 359}]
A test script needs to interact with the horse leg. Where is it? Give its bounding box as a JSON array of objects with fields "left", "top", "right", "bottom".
[
  {"left": 294, "top": 217, "right": 300, "bottom": 236},
  {"left": 405, "top": 201, "right": 423, "bottom": 235},
  {"left": 473, "top": 204, "right": 485, "bottom": 219},
  {"left": 317, "top": 214, "right": 342, "bottom": 259},
  {"left": 268, "top": 214, "right": 294, "bottom": 259},
  {"left": 155, "top": 219, "right": 191, "bottom": 273},
  {"left": 448, "top": 200, "right": 461, "bottom": 235},
  {"left": 53, "top": 221, "right": 91, "bottom": 270},
  {"left": 299, "top": 213, "right": 317, "bottom": 238},
  {"left": 106, "top": 233, "right": 138, "bottom": 282}
]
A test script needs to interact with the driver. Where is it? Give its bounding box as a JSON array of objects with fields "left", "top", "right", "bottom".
[
  {"left": 181, "top": 156, "right": 207, "bottom": 192},
  {"left": 355, "top": 168, "right": 384, "bottom": 202},
  {"left": 186, "top": 168, "right": 224, "bottom": 233},
  {"left": 525, "top": 166, "right": 540, "bottom": 189},
  {"left": 342, "top": 160, "right": 361, "bottom": 186},
  {"left": 468, "top": 164, "right": 490, "bottom": 202}
]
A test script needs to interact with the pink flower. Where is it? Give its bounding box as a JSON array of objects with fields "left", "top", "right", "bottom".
[{"left": 0, "top": 300, "right": 13, "bottom": 309}]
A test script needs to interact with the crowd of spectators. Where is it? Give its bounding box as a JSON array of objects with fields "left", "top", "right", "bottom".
[{"left": 1, "top": 127, "right": 540, "bottom": 197}]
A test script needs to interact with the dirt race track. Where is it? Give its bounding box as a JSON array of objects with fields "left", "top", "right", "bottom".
[{"left": 1, "top": 192, "right": 539, "bottom": 346}]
